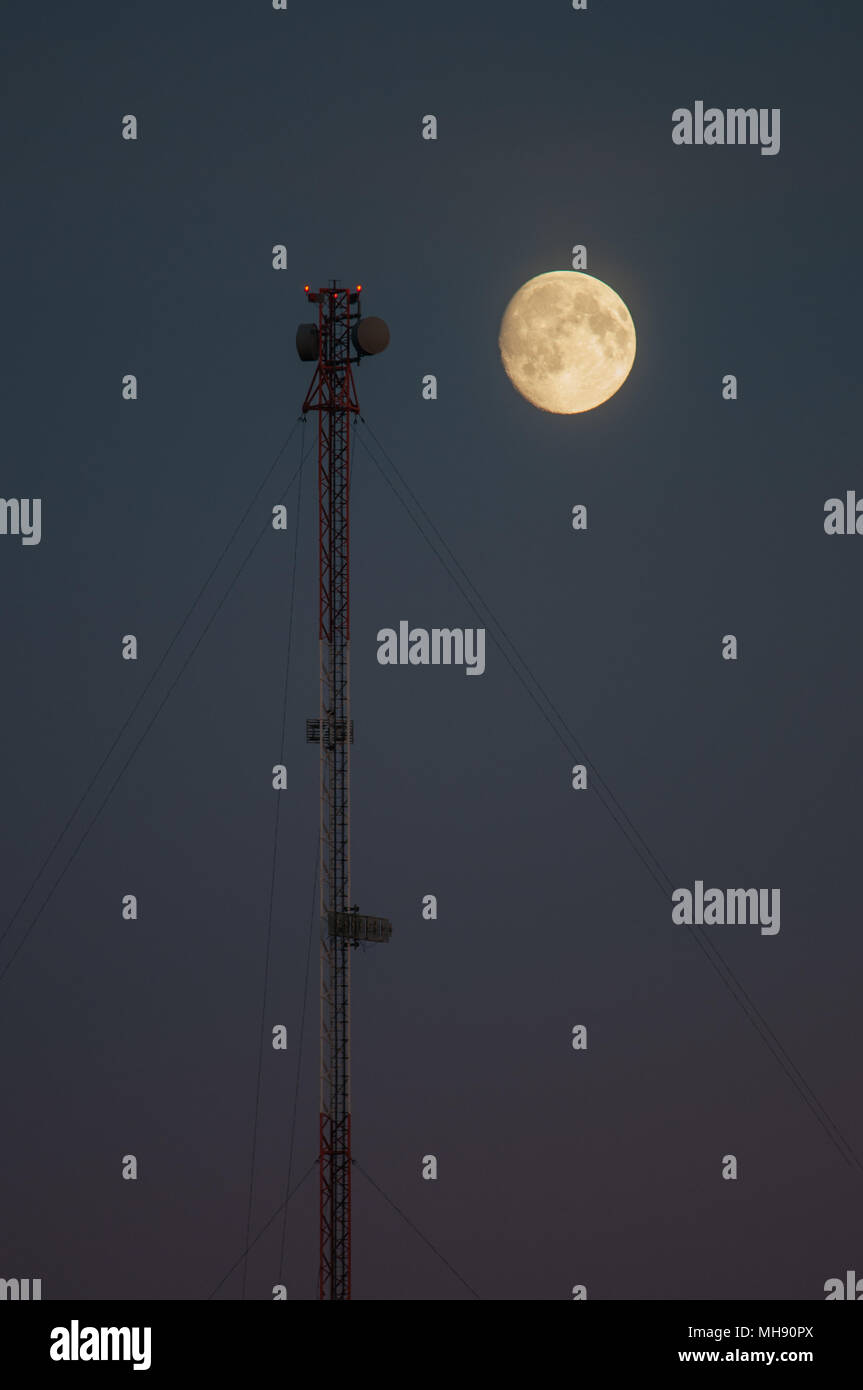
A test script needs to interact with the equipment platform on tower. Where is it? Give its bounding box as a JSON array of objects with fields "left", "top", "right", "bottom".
[{"left": 327, "top": 911, "right": 393, "bottom": 945}]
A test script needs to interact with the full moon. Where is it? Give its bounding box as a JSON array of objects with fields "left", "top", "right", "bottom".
[{"left": 498, "top": 270, "right": 636, "bottom": 414}]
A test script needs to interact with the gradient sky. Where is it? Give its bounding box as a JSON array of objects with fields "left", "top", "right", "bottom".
[{"left": 1, "top": 0, "right": 861, "bottom": 1300}]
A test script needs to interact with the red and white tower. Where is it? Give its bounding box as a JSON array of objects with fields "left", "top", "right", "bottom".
[{"left": 298, "top": 282, "right": 392, "bottom": 1301}]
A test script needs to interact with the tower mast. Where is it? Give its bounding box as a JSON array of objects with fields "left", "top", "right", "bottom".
[{"left": 298, "top": 281, "right": 391, "bottom": 1301}]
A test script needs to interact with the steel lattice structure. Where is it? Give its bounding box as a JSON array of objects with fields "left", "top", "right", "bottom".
[{"left": 300, "top": 281, "right": 390, "bottom": 1301}]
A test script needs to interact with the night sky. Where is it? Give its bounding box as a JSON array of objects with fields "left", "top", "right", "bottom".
[{"left": 2, "top": 1, "right": 861, "bottom": 1301}]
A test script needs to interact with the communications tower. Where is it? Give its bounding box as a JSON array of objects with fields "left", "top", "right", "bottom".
[{"left": 297, "top": 281, "right": 392, "bottom": 1301}]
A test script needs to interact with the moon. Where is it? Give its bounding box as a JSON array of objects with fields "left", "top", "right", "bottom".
[{"left": 498, "top": 270, "right": 636, "bottom": 414}]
